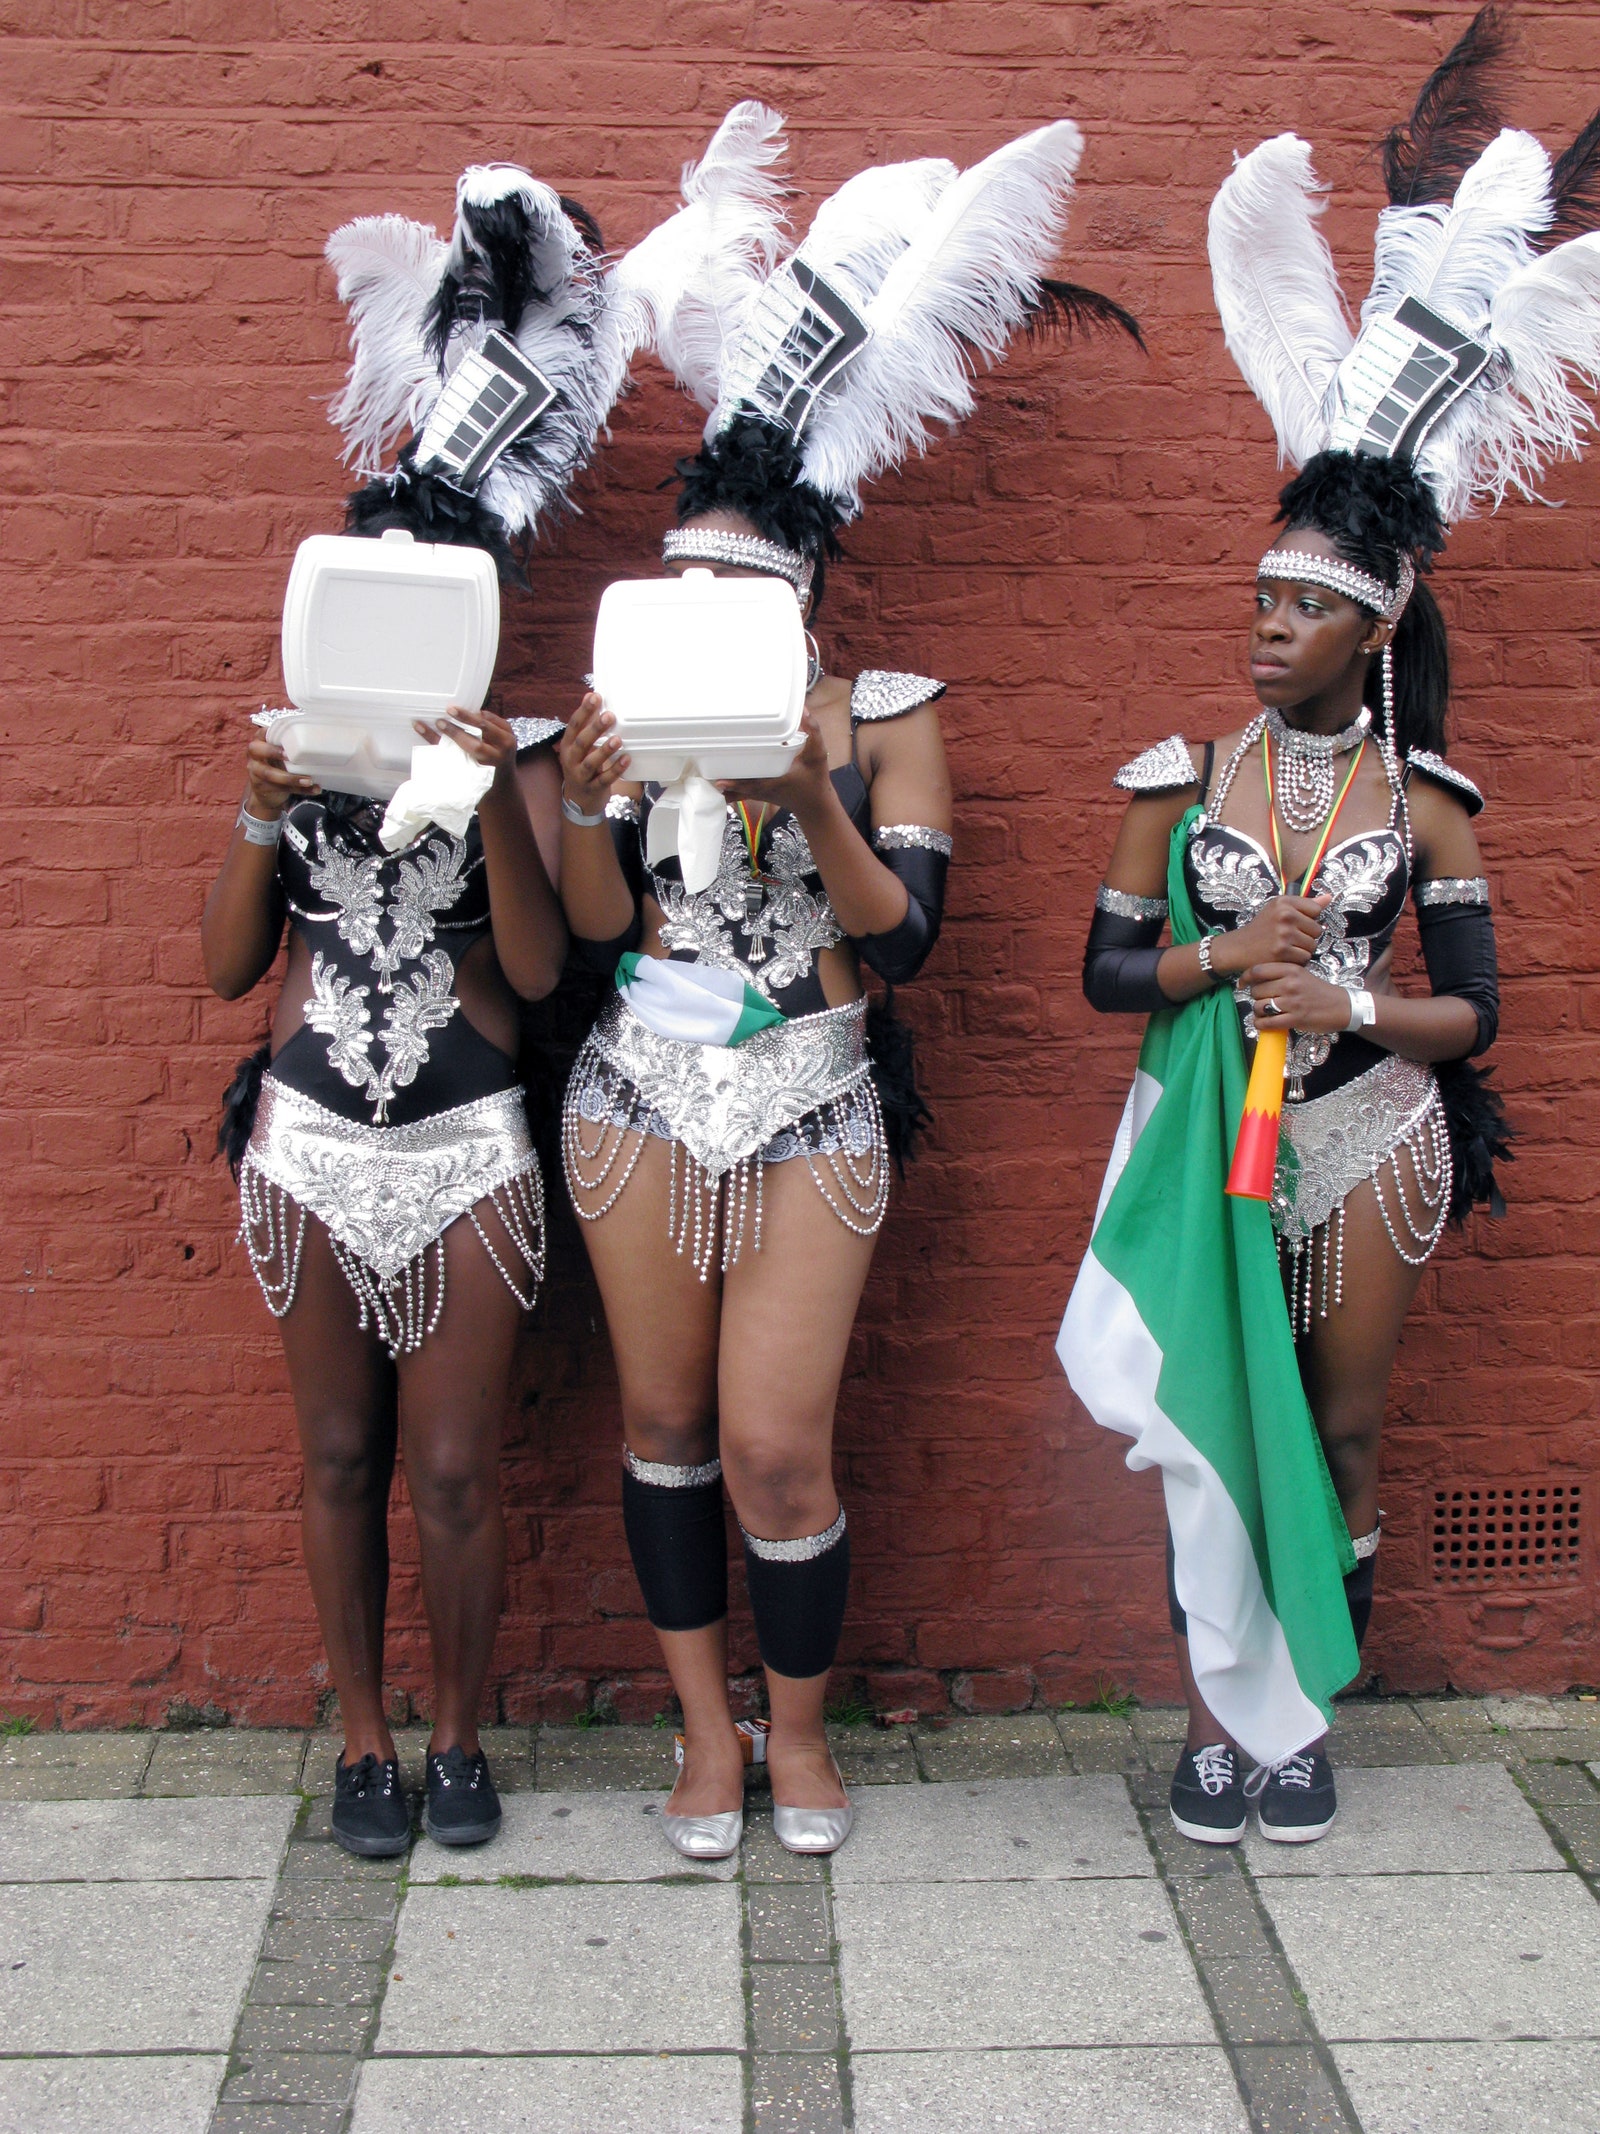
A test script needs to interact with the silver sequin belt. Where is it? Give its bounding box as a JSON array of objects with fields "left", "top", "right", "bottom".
[
  {"left": 1271, "top": 1053, "right": 1442, "bottom": 1245},
  {"left": 243, "top": 1074, "right": 537, "bottom": 1283},
  {"left": 576, "top": 989, "right": 871, "bottom": 1181}
]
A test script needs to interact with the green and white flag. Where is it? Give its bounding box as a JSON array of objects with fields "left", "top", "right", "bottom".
[
  {"left": 616, "top": 951, "right": 784, "bottom": 1049},
  {"left": 1056, "top": 807, "right": 1357, "bottom": 1765}
]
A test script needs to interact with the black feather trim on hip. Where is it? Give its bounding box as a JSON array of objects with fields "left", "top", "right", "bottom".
[
  {"left": 1434, "top": 1058, "right": 1513, "bottom": 1225},
  {"left": 865, "top": 987, "right": 931, "bottom": 1174},
  {"left": 218, "top": 1043, "right": 271, "bottom": 1181}
]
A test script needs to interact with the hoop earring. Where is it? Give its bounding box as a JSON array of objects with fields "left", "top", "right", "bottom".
[{"left": 805, "top": 629, "right": 823, "bottom": 693}]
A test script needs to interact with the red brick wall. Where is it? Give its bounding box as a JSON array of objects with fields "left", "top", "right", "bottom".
[{"left": 3, "top": 1, "right": 1596, "bottom": 1728}]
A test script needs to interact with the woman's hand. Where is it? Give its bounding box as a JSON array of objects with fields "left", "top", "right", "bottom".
[
  {"left": 1210, "top": 892, "right": 1331, "bottom": 979},
  {"left": 415, "top": 704, "right": 520, "bottom": 779},
  {"left": 556, "top": 691, "right": 630, "bottom": 811},
  {"left": 1247, "top": 962, "right": 1356, "bottom": 1035},
  {"left": 245, "top": 737, "right": 319, "bottom": 821},
  {"left": 715, "top": 707, "right": 832, "bottom": 818}
]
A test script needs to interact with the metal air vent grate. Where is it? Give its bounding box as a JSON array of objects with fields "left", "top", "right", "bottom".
[{"left": 1430, "top": 1484, "right": 1582, "bottom": 1588}]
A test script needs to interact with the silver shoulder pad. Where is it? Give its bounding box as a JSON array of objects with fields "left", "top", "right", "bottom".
[
  {"left": 1113, "top": 734, "right": 1197, "bottom": 795},
  {"left": 850, "top": 671, "right": 947, "bottom": 723},
  {"left": 1405, "top": 749, "right": 1483, "bottom": 816}
]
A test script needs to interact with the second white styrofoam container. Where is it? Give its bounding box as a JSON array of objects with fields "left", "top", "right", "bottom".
[
  {"left": 271, "top": 528, "right": 501, "bottom": 799},
  {"left": 592, "top": 568, "right": 806, "bottom": 782}
]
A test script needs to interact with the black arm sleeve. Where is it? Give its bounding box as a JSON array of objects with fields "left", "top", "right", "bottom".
[
  {"left": 1415, "top": 899, "right": 1499, "bottom": 1056},
  {"left": 1083, "top": 905, "right": 1173, "bottom": 1015},
  {"left": 567, "top": 813, "right": 645, "bottom": 976},
  {"left": 857, "top": 844, "right": 948, "bottom": 985}
]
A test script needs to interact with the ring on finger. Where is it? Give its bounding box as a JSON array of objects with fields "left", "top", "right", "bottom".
[{"left": 1256, "top": 997, "right": 1281, "bottom": 1018}]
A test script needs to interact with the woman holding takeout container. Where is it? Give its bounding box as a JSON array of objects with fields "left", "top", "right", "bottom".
[{"left": 555, "top": 104, "right": 1139, "bottom": 1860}]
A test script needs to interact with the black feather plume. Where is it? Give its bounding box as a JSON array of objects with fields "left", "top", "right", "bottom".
[
  {"left": 1022, "top": 277, "right": 1145, "bottom": 349},
  {"left": 218, "top": 1043, "right": 270, "bottom": 1181},
  {"left": 346, "top": 442, "right": 528, "bottom": 587},
  {"left": 1435, "top": 1059, "right": 1514, "bottom": 1225},
  {"left": 1380, "top": 4, "right": 1512, "bottom": 208},
  {"left": 674, "top": 415, "right": 847, "bottom": 607},
  {"left": 1542, "top": 106, "right": 1600, "bottom": 248}
]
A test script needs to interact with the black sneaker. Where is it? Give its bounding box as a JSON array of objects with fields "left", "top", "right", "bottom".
[
  {"left": 1247, "top": 1746, "right": 1338, "bottom": 1843},
  {"left": 1170, "top": 1742, "right": 1248, "bottom": 1844},
  {"left": 331, "top": 1753, "right": 410, "bottom": 1858},
  {"left": 423, "top": 1745, "right": 502, "bottom": 1847}
]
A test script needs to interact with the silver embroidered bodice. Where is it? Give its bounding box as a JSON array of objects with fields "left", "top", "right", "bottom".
[
  {"left": 629, "top": 669, "right": 947, "bottom": 1019},
  {"left": 273, "top": 800, "right": 514, "bottom": 1128}
]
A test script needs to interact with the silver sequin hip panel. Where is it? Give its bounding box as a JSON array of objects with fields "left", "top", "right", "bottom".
[
  {"left": 238, "top": 1075, "right": 546, "bottom": 1357},
  {"left": 1271, "top": 1053, "right": 1452, "bottom": 1328},
  {"left": 562, "top": 991, "right": 888, "bottom": 1275}
]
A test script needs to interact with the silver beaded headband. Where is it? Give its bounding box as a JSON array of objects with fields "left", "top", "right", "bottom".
[
  {"left": 661, "top": 526, "right": 813, "bottom": 600},
  {"left": 1257, "top": 548, "right": 1415, "bottom": 625}
]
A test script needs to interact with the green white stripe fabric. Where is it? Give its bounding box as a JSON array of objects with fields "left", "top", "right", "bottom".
[
  {"left": 616, "top": 951, "right": 784, "bottom": 1049},
  {"left": 1056, "top": 805, "right": 1358, "bottom": 1765}
]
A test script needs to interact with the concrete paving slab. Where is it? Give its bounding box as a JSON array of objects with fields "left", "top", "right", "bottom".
[
  {"left": 1055, "top": 1712, "right": 1142, "bottom": 1774},
  {"left": 750, "top": 1960, "right": 840, "bottom": 2052},
  {"left": 144, "top": 1730, "right": 308, "bottom": 1795},
  {"left": 1243, "top": 1764, "right": 1563, "bottom": 1876},
  {"left": 376, "top": 1881, "right": 743, "bottom": 2053},
  {"left": 835, "top": 1879, "right": 1211, "bottom": 2049},
  {"left": 536, "top": 1724, "right": 679, "bottom": 1792},
  {"left": 831, "top": 1775, "right": 1150, "bottom": 1885},
  {"left": 0, "top": 2054, "right": 224, "bottom": 2133},
  {"left": 408, "top": 1788, "right": 736, "bottom": 1885},
  {"left": 1484, "top": 1697, "right": 1566, "bottom": 1730},
  {"left": 0, "top": 1795, "right": 296, "bottom": 1882},
  {"left": 1261, "top": 1871, "right": 1600, "bottom": 2040},
  {"left": 851, "top": 2046, "right": 1250, "bottom": 2132},
  {"left": 1231, "top": 2045, "right": 1358, "bottom": 2132},
  {"left": 751, "top": 2052, "right": 844, "bottom": 2131},
  {"left": 827, "top": 1722, "right": 918, "bottom": 1785},
  {"left": 747, "top": 1883, "right": 831, "bottom": 1963},
  {"left": 742, "top": 1811, "right": 824, "bottom": 1883},
  {"left": 1510, "top": 1727, "right": 1600, "bottom": 1762},
  {"left": 1128, "top": 1706, "right": 1189, "bottom": 1744},
  {"left": 221, "top": 2051, "right": 361, "bottom": 2105},
  {"left": 212, "top": 2104, "right": 347, "bottom": 2134},
  {"left": 1328, "top": 1704, "right": 1446, "bottom": 1766},
  {"left": 0, "top": 1879, "right": 274, "bottom": 2049},
  {"left": 912, "top": 1715, "right": 1068, "bottom": 1781},
  {"left": 1335, "top": 2040, "right": 1600, "bottom": 2132},
  {"left": 0, "top": 1732, "right": 150, "bottom": 1800},
  {"left": 352, "top": 2052, "right": 744, "bottom": 2133}
]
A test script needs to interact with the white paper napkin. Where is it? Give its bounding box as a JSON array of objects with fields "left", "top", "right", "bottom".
[{"left": 379, "top": 735, "right": 496, "bottom": 852}]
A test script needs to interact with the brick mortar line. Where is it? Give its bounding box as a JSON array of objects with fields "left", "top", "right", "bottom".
[{"left": 1127, "top": 1781, "right": 1363, "bottom": 2134}]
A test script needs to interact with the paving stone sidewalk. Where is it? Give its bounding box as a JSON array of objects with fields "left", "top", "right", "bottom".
[{"left": 0, "top": 1695, "right": 1598, "bottom": 2133}]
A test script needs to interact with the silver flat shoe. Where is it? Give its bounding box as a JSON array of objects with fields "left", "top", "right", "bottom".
[
  {"left": 660, "top": 1807, "right": 743, "bottom": 1860},
  {"left": 772, "top": 1800, "right": 853, "bottom": 1856}
]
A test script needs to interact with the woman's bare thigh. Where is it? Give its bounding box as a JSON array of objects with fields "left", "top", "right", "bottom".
[{"left": 569, "top": 1132, "right": 722, "bottom": 1453}]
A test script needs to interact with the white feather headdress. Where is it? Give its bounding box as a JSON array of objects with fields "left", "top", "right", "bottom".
[
  {"left": 325, "top": 164, "right": 623, "bottom": 544},
  {"left": 1208, "top": 119, "right": 1600, "bottom": 522},
  {"left": 624, "top": 108, "right": 1136, "bottom": 519}
]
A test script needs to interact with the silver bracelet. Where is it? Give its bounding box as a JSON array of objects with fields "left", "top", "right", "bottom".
[
  {"left": 237, "top": 804, "right": 283, "bottom": 846},
  {"left": 1196, "top": 935, "right": 1218, "bottom": 983},
  {"left": 1346, "top": 987, "right": 1377, "bottom": 1031},
  {"left": 561, "top": 791, "right": 607, "bottom": 828}
]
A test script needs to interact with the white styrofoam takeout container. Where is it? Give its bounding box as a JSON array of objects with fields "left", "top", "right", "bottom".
[
  {"left": 591, "top": 568, "right": 806, "bottom": 782},
  {"left": 267, "top": 529, "right": 501, "bottom": 801}
]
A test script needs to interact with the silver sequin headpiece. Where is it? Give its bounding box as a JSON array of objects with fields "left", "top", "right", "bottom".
[
  {"left": 661, "top": 526, "right": 813, "bottom": 600},
  {"left": 1257, "top": 547, "right": 1415, "bottom": 625}
]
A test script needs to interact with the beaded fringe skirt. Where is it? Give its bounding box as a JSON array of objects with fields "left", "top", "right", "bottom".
[
  {"left": 238, "top": 1075, "right": 546, "bottom": 1358},
  {"left": 563, "top": 990, "right": 888, "bottom": 1279},
  {"left": 1271, "top": 1053, "right": 1451, "bottom": 1331}
]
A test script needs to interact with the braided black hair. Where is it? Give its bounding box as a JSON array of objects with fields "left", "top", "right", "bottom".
[
  {"left": 1275, "top": 450, "right": 1450, "bottom": 757},
  {"left": 674, "top": 414, "right": 846, "bottom": 610}
]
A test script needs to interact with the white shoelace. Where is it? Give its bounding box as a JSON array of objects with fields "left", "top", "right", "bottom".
[
  {"left": 1190, "top": 1744, "right": 1236, "bottom": 1796},
  {"left": 1244, "top": 1750, "right": 1316, "bottom": 1800}
]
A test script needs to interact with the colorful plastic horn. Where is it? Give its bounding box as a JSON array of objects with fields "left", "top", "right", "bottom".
[{"left": 1225, "top": 1028, "right": 1287, "bottom": 1201}]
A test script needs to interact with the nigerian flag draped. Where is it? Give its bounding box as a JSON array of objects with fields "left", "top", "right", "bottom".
[{"left": 1057, "top": 805, "right": 1358, "bottom": 1765}]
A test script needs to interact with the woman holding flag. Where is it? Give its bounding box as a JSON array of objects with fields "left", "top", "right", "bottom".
[{"left": 1061, "top": 9, "right": 1598, "bottom": 1843}]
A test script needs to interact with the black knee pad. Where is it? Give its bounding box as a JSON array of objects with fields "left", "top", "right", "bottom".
[
  {"left": 621, "top": 1451, "right": 727, "bottom": 1632},
  {"left": 1344, "top": 1554, "right": 1376, "bottom": 1652},
  {"left": 742, "top": 1509, "right": 850, "bottom": 1679},
  {"left": 1166, "top": 1526, "right": 1188, "bottom": 1637}
]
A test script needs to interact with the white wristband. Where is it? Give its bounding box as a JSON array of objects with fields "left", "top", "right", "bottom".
[
  {"left": 1346, "top": 987, "right": 1377, "bottom": 1032},
  {"left": 561, "top": 791, "right": 607, "bottom": 828}
]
